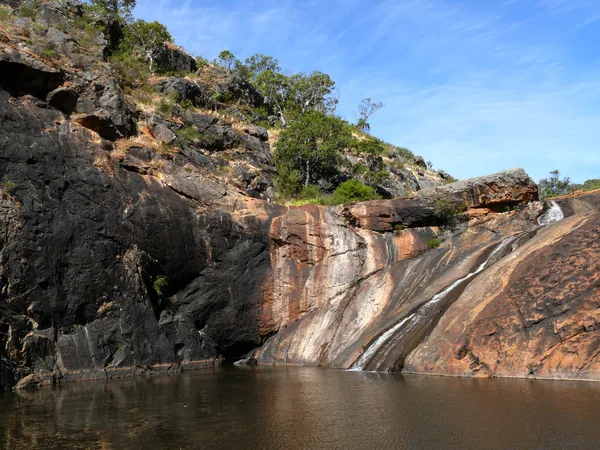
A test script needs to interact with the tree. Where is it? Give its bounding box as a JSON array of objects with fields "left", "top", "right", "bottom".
[
  {"left": 333, "top": 180, "right": 381, "bottom": 204},
  {"left": 90, "top": 0, "right": 136, "bottom": 21},
  {"left": 357, "top": 98, "right": 383, "bottom": 133},
  {"left": 255, "top": 69, "right": 337, "bottom": 127},
  {"left": 120, "top": 20, "right": 172, "bottom": 72},
  {"left": 275, "top": 112, "right": 353, "bottom": 186},
  {"left": 218, "top": 50, "right": 236, "bottom": 72},
  {"left": 538, "top": 170, "right": 573, "bottom": 198},
  {"left": 245, "top": 54, "right": 280, "bottom": 78}
]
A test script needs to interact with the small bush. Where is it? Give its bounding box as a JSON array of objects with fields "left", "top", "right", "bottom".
[
  {"left": 157, "top": 92, "right": 178, "bottom": 117},
  {"left": 394, "top": 223, "right": 407, "bottom": 235},
  {"left": 426, "top": 238, "right": 441, "bottom": 249},
  {"left": 332, "top": 180, "right": 381, "bottom": 204},
  {"left": 0, "top": 7, "right": 12, "bottom": 21},
  {"left": 109, "top": 51, "right": 151, "bottom": 88},
  {"left": 275, "top": 165, "right": 301, "bottom": 199},
  {"left": 153, "top": 277, "right": 168, "bottom": 296},
  {"left": 175, "top": 126, "right": 201, "bottom": 146},
  {"left": 433, "top": 196, "right": 466, "bottom": 222},
  {"left": 18, "top": 3, "right": 37, "bottom": 19},
  {"left": 298, "top": 184, "right": 321, "bottom": 200}
]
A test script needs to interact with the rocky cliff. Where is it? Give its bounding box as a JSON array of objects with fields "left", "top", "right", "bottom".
[{"left": 1, "top": 0, "right": 599, "bottom": 390}]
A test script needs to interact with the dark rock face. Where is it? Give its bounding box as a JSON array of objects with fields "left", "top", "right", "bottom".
[
  {"left": 75, "top": 77, "right": 137, "bottom": 140},
  {"left": 215, "top": 74, "right": 269, "bottom": 110},
  {"left": 0, "top": 47, "right": 64, "bottom": 99},
  {"left": 154, "top": 77, "right": 210, "bottom": 108},
  {"left": 155, "top": 44, "right": 198, "bottom": 73},
  {"left": 0, "top": 86, "right": 284, "bottom": 389}
]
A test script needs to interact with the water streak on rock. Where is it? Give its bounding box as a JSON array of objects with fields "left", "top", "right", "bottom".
[{"left": 352, "top": 235, "right": 518, "bottom": 371}]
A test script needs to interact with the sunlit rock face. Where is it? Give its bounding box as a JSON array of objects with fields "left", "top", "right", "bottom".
[
  {"left": 256, "top": 189, "right": 600, "bottom": 381},
  {"left": 405, "top": 211, "right": 600, "bottom": 381}
]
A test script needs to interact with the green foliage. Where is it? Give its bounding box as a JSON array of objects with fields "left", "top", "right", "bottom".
[
  {"left": 433, "top": 196, "right": 466, "bottom": 222},
  {"left": 89, "top": 0, "right": 136, "bottom": 21},
  {"left": 538, "top": 170, "right": 573, "bottom": 199},
  {"left": 426, "top": 238, "right": 441, "bottom": 249},
  {"left": 571, "top": 178, "right": 600, "bottom": 193},
  {"left": 153, "top": 276, "right": 168, "bottom": 296},
  {"left": 333, "top": 180, "right": 381, "bottom": 204},
  {"left": 357, "top": 98, "right": 383, "bottom": 132},
  {"left": 195, "top": 55, "right": 210, "bottom": 68},
  {"left": 275, "top": 112, "right": 352, "bottom": 186},
  {"left": 274, "top": 164, "right": 302, "bottom": 198},
  {"left": 298, "top": 184, "right": 321, "bottom": 200},
  {"left": 0, "top": 7, "right": 11, "bottom": 21},
  {"left": 175, "top": 126, "right": 201, "bottom": 146},
  {"left": 109, "top": 50, "right": 150, "bottom": 88},
  {"left": 218, "top": 50, "right": 236, "bottom": 71},
  {"left": 18, "top": 3, "right": 37, "bottom": 19},
  {"left": 1, "top": 181, "right": 16, "bottom": 196},
  {"left": 254, "top": 69, "right": 337, "bottom": 126},
  {"left": 156, "top": 92, "right": 178, "bottom": 117},
  {"left": 120, "top": 20, "right": 172, "bottom": 72},
  {"left": 394, "top": 223, "right": 407, "bottom": 235}
]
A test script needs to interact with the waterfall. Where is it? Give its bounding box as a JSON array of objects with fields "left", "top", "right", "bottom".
[
  {"left": 351, "top": 235, "right": 518, "bottom": 372},
  {"left": 537, "top": 201, "right": 564, "bottom": 226}
]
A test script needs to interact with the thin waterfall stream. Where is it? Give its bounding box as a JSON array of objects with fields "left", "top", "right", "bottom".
[
  {"left": 351, "top": 235, "right": 519, "bottom": 372},
  {"left": 537, "top": 200, "right": 564, "bottom": 226}
]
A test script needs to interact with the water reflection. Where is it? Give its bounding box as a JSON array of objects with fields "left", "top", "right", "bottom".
[{"left": 1, "top": 367, "right": 600, "bottom": 449}]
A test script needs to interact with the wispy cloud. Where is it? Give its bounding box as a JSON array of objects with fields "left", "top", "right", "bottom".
[{"left": 135, "top": 0, "right": 600, "bottom": 182}]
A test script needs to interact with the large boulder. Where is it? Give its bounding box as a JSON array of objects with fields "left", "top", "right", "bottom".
[
  {"left": 344, "top": 168, "right": 538, "bottom": 232},
  {"left": 215, "top": 74, "right": 270, "bottom": 111},
  {"left": 154, "top": 77, "right": 210, "bottom": 108},
  {"left": 155, "top": 43, "right": 198, "bottom": 74},
  {"left": 0, "top": 46, "right": 64, "bottom": 99},
  {"left": 75, "top": 77, "right": 137, "bottom": 140}
]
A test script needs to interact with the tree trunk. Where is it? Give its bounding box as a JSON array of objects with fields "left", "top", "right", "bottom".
[{"left": 305, "top": 160, "right": 310, "bottom": 186}]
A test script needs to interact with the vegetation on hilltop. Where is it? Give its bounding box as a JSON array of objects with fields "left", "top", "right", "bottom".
[
  {"left": 0, "top": 0, "right": 450, "bottom": 206},
  {"left": 539, "top": 170, "right": 600, "bottom": 199}
]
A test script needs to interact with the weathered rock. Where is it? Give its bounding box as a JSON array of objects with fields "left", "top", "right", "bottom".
[
  {"left": 46, "top": 86, "right": 79, "bottom": 114},
  {"left": 343, "top": 168, "right": 538, "bottom": 232},
  {"left": 215, "top": 74, "right": 269, "bottom": 110},
  {"left": 155, "top": 43, "right": 198, "bottom": 73},
  {"left": 417, "top": 168, "right": 538, "bottom": 209},
  {"left": 0, "top": 85, "right": 285, "bottom": 389},
  {"left": 244, "top": 125, "right": 269, "bottom": 142},
  {"left": 0, "top": 46, "right": 64, "bottom": 98},
  {"left": 404, "top": 214, "right": 600, "bottom": 381},
  {"left": 154, "top": 77, "right": 210, "bottom": 108},
  {"left": 76, "top": 78, "right": 137, "bottom": 139}
]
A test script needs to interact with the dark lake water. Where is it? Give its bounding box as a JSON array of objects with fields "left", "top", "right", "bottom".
[{"left": 1, "top": 366, "right": 600, "bottom": 449}]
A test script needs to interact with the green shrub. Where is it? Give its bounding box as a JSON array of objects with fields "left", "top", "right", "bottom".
[
  {"left": 18, "top": 3, "right": 37, "bottom": 19},
  {"left": 274, "top": 164, "right": 301, "bottom": 199},
  {"left": 157, "top": 92, "right": 178, "bottom": 117},
  {"left": 153, "top": 277, "right": 168, "bottom": 296},
  {"left": 298, "top": 184, "right": 321, "bottom": 200},
  {"left": 433, "top": 196, "right": 466, "bottom": 222},
  {"left": 333, "top": 180, "right": 381, "bottom": 204},
  {"left": 1, "top": 181, "right": 16, "bottom": 197},
  {"left": 175, "top": 126, "right": 201, "bottom": 146},
  {"left": 0, "top": 7, "right": 11, "bottom": 21},
  {"left": 109, "top": 51, "right": 151, "bottom": 88},
  {"left": 180, "top": 99, "right": 194, "bottom": 110},
  {"left": 426, "top": 238, "right": 441, "bottom": 249},
  {"left": 394, "top": 223, "right": 407, "bottom": 235}
]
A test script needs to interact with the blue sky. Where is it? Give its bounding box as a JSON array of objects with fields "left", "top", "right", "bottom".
[{"left": 134, "top": 0, "right": 600, "bottom": 183}]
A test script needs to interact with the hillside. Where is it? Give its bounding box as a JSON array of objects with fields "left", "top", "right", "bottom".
[{"left": 0, "top": 0, "right": 451, "bottom": 206}]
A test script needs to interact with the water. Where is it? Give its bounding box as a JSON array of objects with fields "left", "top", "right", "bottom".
[
  {"left": 352, "top": 236, "right": 518, "bottom": 371},
  {"left": 537, "top": 200, "right": 564, "bottom": 226},
  {"left": 1, "top": 367, "right": 600, "bottom": 449}
]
